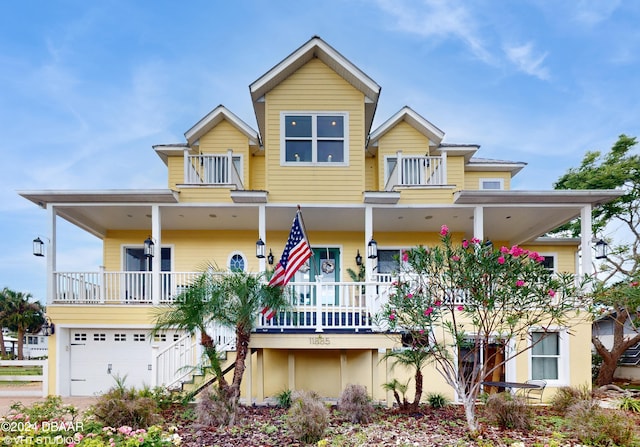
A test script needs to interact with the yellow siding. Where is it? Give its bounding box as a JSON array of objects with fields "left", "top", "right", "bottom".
[
  {"left": 105, "top": 230, "right": 265, "bottom": 272},
  {"left": 464, "top": 171, "right": 511, "bottom": 190},
  {"left": 396, "top": 187, "right": 457, "bottom": 204},
  {"left": 521, "top": 244, "right": 577, "bottom": 273},
  {"left": 264, "top": 59, "right": 366, "bottom": 203},
  {"left": 174, "top": 188, "right": 234, "bottom": 203},
  {"left": 250, "top": 154, "right": 266, "bottom": 190},
  {"left": 364, "top": 157, "right": 377, "bottom": 191},
  {"left": 447, "top": 155, "right": 465, "bottom": 190},
  {"left": 167, "top": 156, "right": 183, "bottom": 189}
]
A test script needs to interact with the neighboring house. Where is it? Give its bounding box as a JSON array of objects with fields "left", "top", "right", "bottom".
[
  {"left": 20, "top": 36, "right": 620, "bottom": 401},
  {"left": 593, "top": 313, "right": 640, "bottom": 381},
  {"left": 24, "top": 333, "right": 49, "bottom": 359}
]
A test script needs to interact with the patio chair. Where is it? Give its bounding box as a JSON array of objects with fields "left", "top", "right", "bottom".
[{"left": 519, "top": 379, "right": 547, "bottom": 403}]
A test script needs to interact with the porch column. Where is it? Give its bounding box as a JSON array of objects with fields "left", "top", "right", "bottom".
[
  {"left": 365, "top": 205, "right": 374, "bottom": 279},
  {"left": 246, "top": 348, "right": 253, "bottom": 405},
  {"left": 580, "top": 204, "right": 593, "bottom": 277},
  {"left": 256, "top": 349, "right": 264, "bottom": 403},
  {"left": 371, "top": 349, "right": 379, "bottom": 401},
  {"left": 340, "top": 349, "right": 348, "bottom": 391},
  {"left": 288, "top": 351, "right": 296, "bottom": 391},
  {"left": 151, "top": 205, "right": 161, "bottom": 305},
  {"left": 47, "top": 205, "right": 57, "bottom": 304},
  {"left": 473, "top": 206, "right": 484, "bottom": 241},
  {"left": 385, "top": 348, "right": 393, "bottom": 408},
  {"left": 258, "top": 205, "right": 266, "bottom": 272}
]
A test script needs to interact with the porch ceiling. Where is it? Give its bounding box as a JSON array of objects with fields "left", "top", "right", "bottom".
[{"left": 48, "top": 202, "right": 584, "bottom": 246}]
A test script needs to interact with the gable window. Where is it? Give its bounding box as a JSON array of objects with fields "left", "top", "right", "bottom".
[
  {"left": 479, "top": 178, "right": 504, "bottom": 190},
  {"left": 282, "top": 113, "right": 347, "bottom": 164}
]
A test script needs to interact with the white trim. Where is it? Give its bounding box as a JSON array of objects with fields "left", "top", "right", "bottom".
[
  {"left": 479, "top": 178, "right": 504, "bottom": 190},
  {"left": 538, "top": 252, "right": 558, "bottom": 275},
  {"left": 280, "top": 112, "right": 350, "bottom": 166},
  {"left": 528, "top": 327, "right": 570, "bottom": 387},
  {"left": 227, "top": 251, "right": 248, "bottom": 272}
]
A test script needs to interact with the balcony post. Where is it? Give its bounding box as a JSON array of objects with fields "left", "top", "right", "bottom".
[
  {"left": 580, "top": 204, "right": 593, "bottom": 277},
  {"left": 183, "top": 148, "right": 190, "bottom": 183},
  {"left": 99, "top": 265, "right": 106, "bottom": 304},
  {"left": 440, "top": 152, "right": 447, "bottom": 184},
  {"left": 47, "top": 205, "right": 57, "bottom": 305},
  {"left": 226, "top": 149, "right": 233, "bottom": 184},
  {"left": 151, "top": 205, "right": 161, "bottom": 305},
  {"left": 395, "top": 150, "right": 402, "bottom": 186},
  {"left": 315, "top": 276, "right": 324, "bottom": 333}
]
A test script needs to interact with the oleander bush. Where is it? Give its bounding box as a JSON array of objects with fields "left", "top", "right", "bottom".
[
  {"left": 338, "top": 384, "right": 373, "bottom": 423},
  {"left": 286, "top": 390, "right": 330, "bottom": 444}
]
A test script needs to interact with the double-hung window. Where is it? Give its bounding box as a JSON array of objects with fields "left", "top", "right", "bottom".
[
  {"left": 282, "top": 113, "right": 347, "bottom": 164},
  {"left": 530, "top": 330, "right": 567, "bottom": 385}
]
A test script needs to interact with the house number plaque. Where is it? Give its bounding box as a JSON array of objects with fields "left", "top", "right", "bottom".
[{"left": 309, "top": 335, "right": 331, "bottom": 345}]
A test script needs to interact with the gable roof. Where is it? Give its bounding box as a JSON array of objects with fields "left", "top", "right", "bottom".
[
  {"left": 184, "top": 104, "right": 260, "bottom": 149},
  {"left": 249, "top": 36, "right": 381, "bottom": 139},
  {"left": 368, "top": 106, "right": 445, "bottom": 154}
]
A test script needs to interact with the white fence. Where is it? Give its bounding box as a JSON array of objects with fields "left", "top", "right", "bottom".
[{"left": 0, "top": 360, "right": 48, "bottom": 398}]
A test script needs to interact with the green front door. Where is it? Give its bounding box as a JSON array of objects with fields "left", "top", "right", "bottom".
[{"left": 314, "top": 248, "right": 340, "bottom": 305}]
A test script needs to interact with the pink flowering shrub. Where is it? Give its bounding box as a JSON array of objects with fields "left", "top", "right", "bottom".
[{"left": 379, "top": 225, "right": 589, "bottom": 432}]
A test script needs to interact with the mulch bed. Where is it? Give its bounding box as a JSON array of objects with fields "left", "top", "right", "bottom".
[{"left": 173, "top": 404, "right": 594, "bottom": 447}]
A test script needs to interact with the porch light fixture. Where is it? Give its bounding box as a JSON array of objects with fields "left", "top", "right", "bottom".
[
  {"left": 32, "top": 237, "right": 45, "bottom": 257},
  {"left": 355, "top": 250, "right": 363, "bottom": 266},
  {"left": 367, "top": 238, "right": 378, "bottom": 259},
  {"left": 267, "top": 249, "right": 275, "bottom": 266},
  {"left": 256, "top": 238, "right": 266, "bottom": 258},
  {"left": 595, "top": 239, "right": 609, "bottom": 260},
  {"left": 143, "top": 236, "right": 155, "bottom": 258},
  {"left": 41, "top": 316, "right": 55, "bottom": 336}
]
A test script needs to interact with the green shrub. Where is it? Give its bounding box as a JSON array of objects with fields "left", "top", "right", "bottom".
[
  {"left": 618, "top": 395, "right": 640, "bottom": 413},
  {"left": 286, "top": 390, "right": 330, "bottom": 444},
  {"left": 90, "top": 382, "right": 162, "bottom": 429},
  {"left": 550, "top": 385, "right": 592, "bottom": 415},
  {"left": 566, "top": 399, "right": 637, "bottom": 446},
  {"left": 197, "top": 385, "right": 236, "bottom": 427},
  {"left": 338, "top": 384, "right": 373, "bottom": 423},
  {"left": 275, "top": 388, "right": 292, "bottom": 409},
  {"left": 426, "top": 392, "right": 449, "bottom": 409},
  {"left": 8, "top": 396, "right": 78, "bottom": 424},
  {"left": 484, "top": 392, "right": 532, "bottom": 430}
]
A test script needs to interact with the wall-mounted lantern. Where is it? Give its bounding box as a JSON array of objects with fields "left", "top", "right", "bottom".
[
  {"left": 367, "top": 238, "right": 378, "bottom": 259},
  {"left": 144, "top": 236, "right": 155, "bottom": 258},
  {"left": 33, "top": 237, "right": 45, "bottom": 257},
  {"left": 256, "top": 238, "right": 266, "bottom": 258},
  {"left": 595, "top": 239, "right": 609, "bottom": 260}
]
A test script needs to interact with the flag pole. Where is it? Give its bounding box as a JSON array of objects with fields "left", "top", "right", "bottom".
[{"left": 296, "top": 205, "right": 313, "bottom": 256}]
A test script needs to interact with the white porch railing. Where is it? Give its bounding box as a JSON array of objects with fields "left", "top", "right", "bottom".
[
  {"left": 153, "top": 324, "right": 236, "bottom": 389},
  {"left": 53, "top": 271, "right": 202, "bottom": 304},
  {"left": 385, "top": 152, "right": 447, "bottom": 190},
  {"left": 184, "top": 150, "right": 243, "bottom": 189}
]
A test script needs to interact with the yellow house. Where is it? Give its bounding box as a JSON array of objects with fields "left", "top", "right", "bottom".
[{"left": 20, "top": 36, "right": 621, "bottom": 402}]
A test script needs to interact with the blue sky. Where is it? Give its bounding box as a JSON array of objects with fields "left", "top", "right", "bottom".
[{"left": 2, "top": 0, "right": 640, "bottom": 303}]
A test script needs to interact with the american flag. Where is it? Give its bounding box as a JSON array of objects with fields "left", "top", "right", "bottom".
[{"left": 263, "top": 211, "right": 312, "bottom": 319}]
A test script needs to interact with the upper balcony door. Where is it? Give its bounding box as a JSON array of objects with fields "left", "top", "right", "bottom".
[{"left": 292, "top": 247, "right": 340, "bottom": 305}]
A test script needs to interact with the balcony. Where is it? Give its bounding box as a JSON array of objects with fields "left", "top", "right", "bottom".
[
  {"left": 183, "top": 150, "right": 243, "bottom": 189},
  {"left": 384, "top": 153, "right": 447, "bottom": 191},
  {"left": 51, "top": 271, "right": 397, "bottom": 332}
]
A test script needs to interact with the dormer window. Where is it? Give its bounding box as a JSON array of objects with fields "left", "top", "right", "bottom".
[{"left": 281, "top": 112, "right": 348, "bottom": 165}]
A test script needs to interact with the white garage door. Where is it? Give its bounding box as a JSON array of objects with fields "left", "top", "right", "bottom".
[{"left": 69, "top": 329, "right": 178, "bottom": 396}]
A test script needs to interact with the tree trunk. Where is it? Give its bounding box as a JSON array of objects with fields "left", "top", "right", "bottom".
[
  {"left": 0, "top": 330, "right": 6, "bottom": 357},
  {"left": 592, "top": 310, "right": 640, "bottom": 386},
  {"left": 16, "top": 329, "right": 24, "bottom": 360},
  {"left": 410, "top": 369, "right": 423, "bottom": 411},
  {"left": 461, "top": 392, "right": 479, "bottom": 433},
  {"left": 230, "top": 327, "right": 251, "bottom": 406}
]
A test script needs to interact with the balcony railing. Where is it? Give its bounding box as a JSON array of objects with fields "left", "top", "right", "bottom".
[
  {"left": 385, "top": 153, "right": 447, "bottom": 190},
  {"left": 184, "top": 149, "right": 243, "bottom": 189}
]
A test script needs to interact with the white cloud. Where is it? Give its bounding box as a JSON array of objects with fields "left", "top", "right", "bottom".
[
  {"left": 374, "top": 0, "right": 495, "bottom": 65},
  {"left": 503, "top": 42, "right": 550, "bottom": 80}
]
